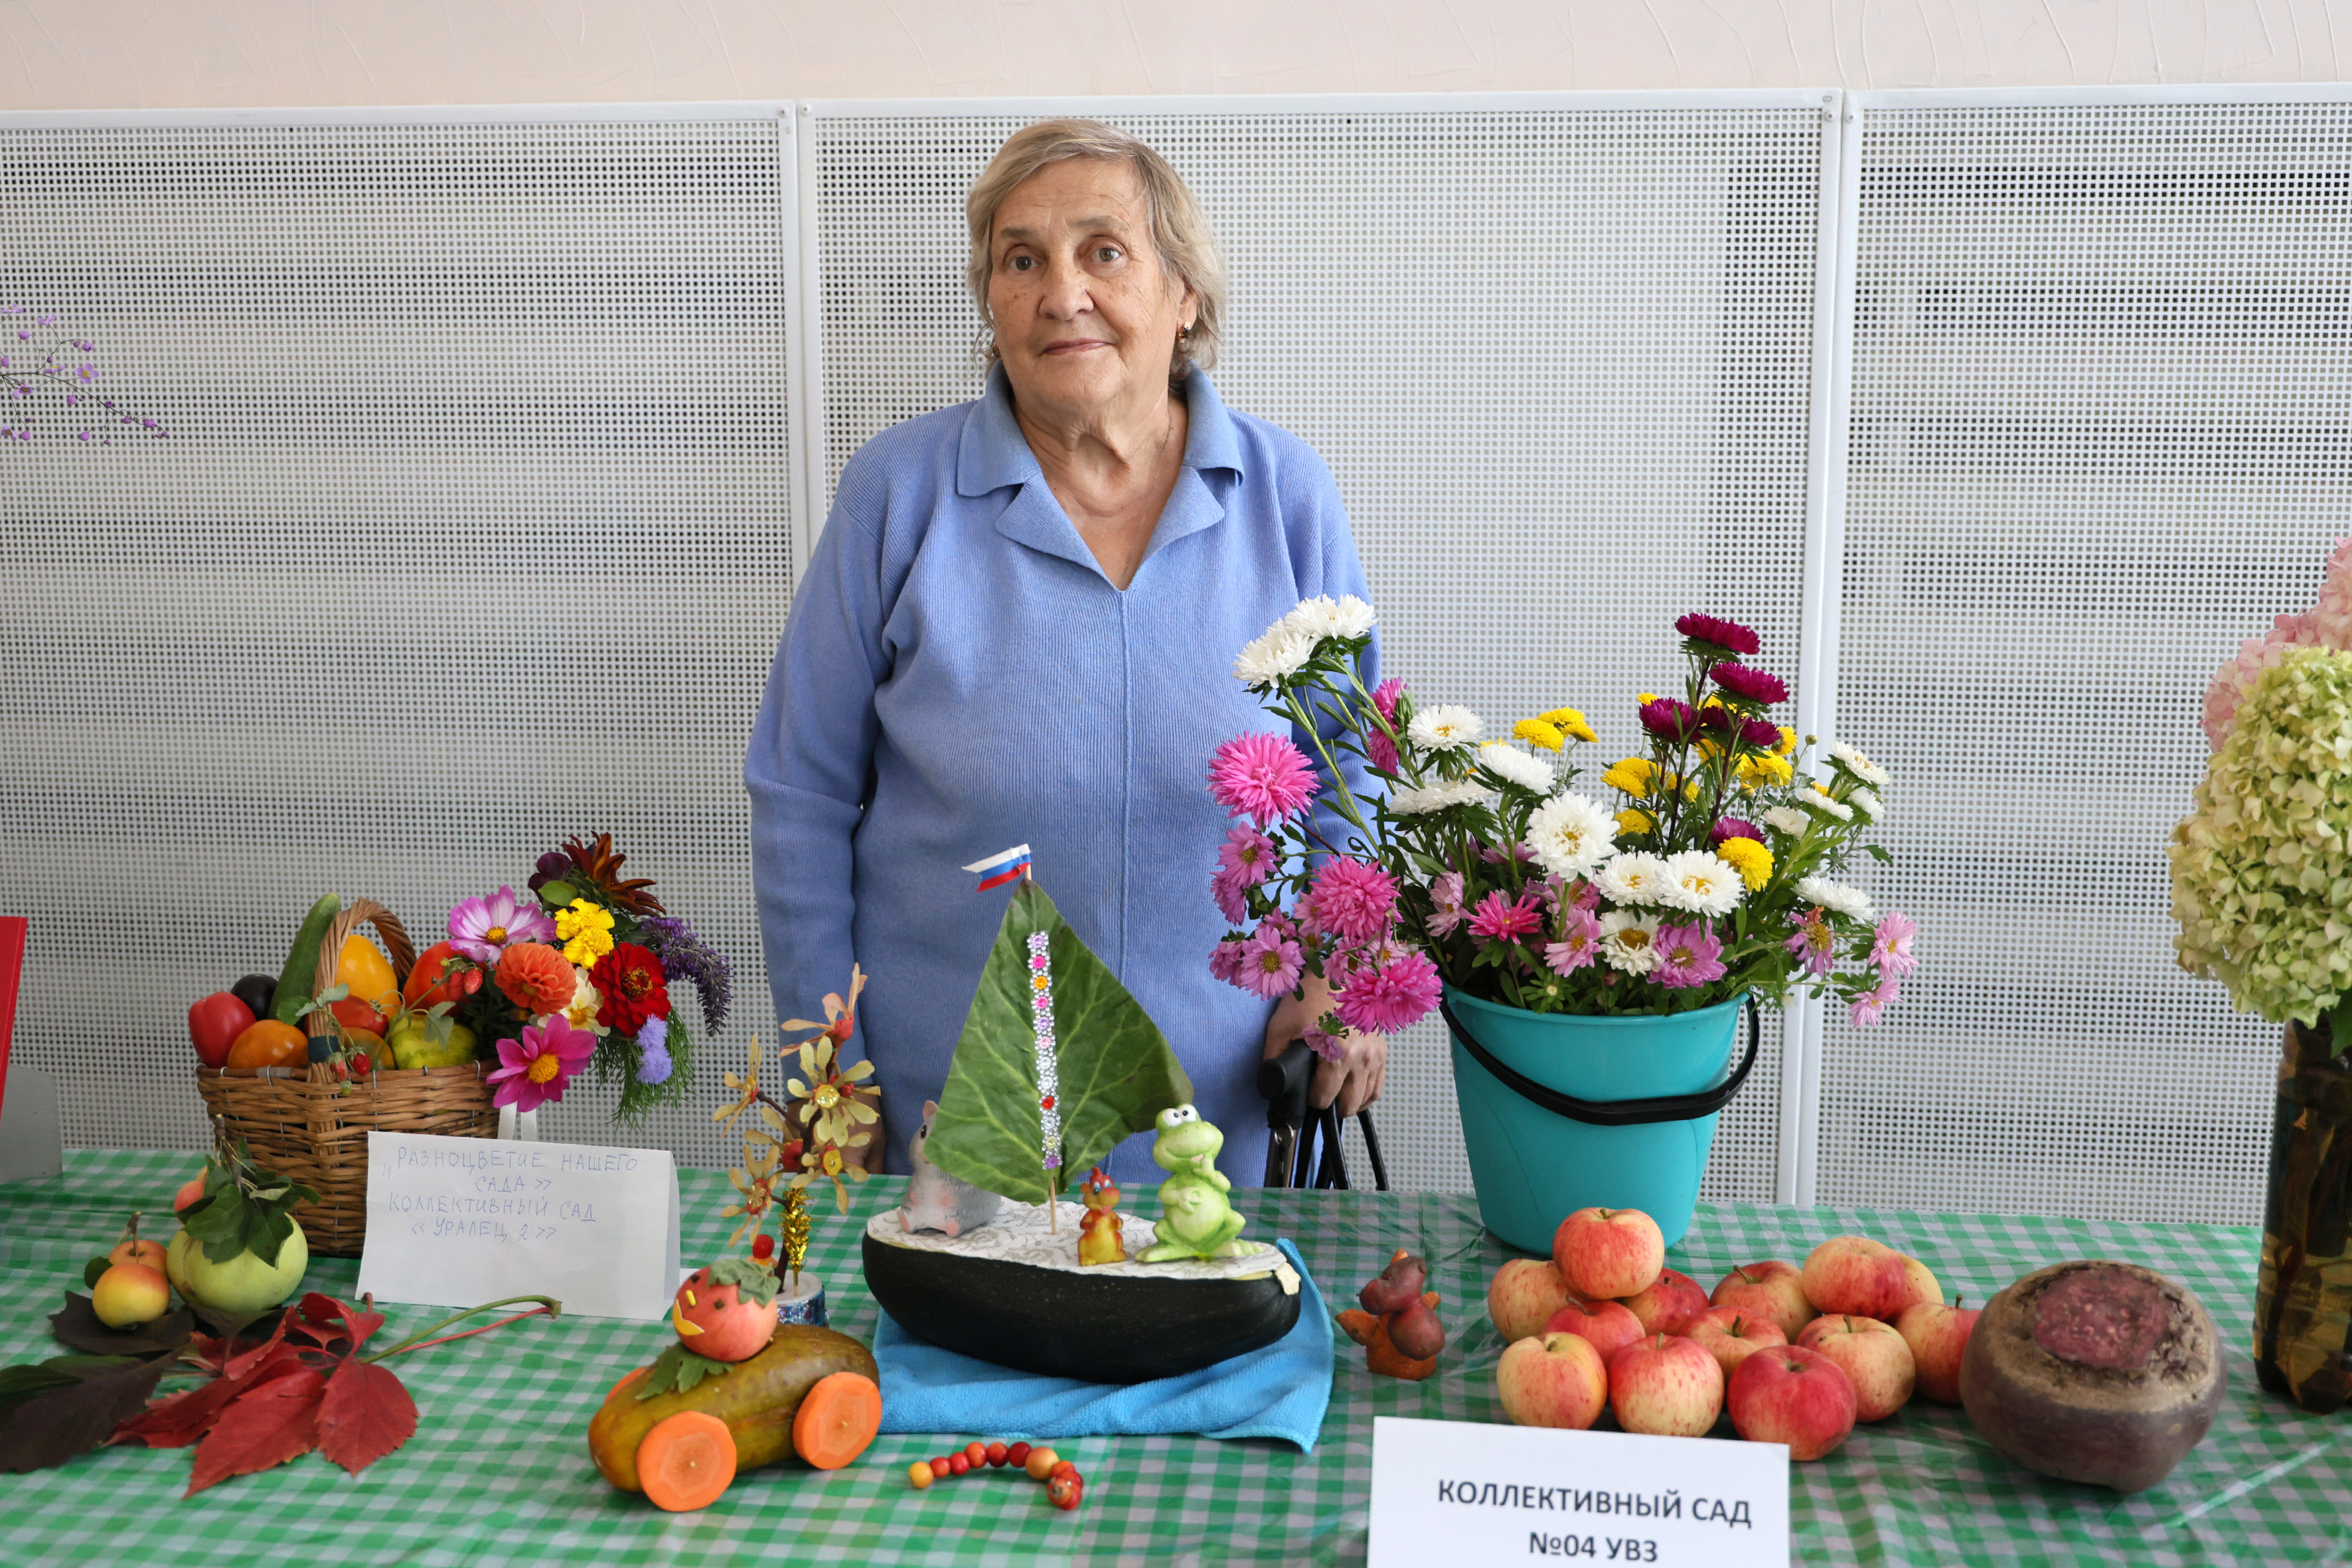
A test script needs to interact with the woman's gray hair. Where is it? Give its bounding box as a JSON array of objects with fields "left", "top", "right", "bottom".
[{"left": 966, "top": 118, "right": 1225, "bottom": 380}]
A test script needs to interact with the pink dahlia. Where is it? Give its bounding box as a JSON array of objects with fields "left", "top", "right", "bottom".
[
  {"left": 1545, "top": 906, "right": 1604, "bottom": 975},
  {"left": 1208, "top": 732, "right": 1319, "bottom": 826},
  {"left": 1426, "top": 871, "right": 1468, "bottom": 937},
  {"left": 1467, "top": 889, "right": 1543, "bottom": 944},
  {"left": 1870, "top": 911, "right": 1919, "bottom": 978},
  {"left": 485, "top": 1014, "right": 597, "bottom": 1113},
  {"left": 1233, "top": 920, "right": 1304, "bottom": 999},
  {"left": 1654, "top": 922, "right": 1727, "bottom": 989},
  {"left": 1849, "top": 977, "right": 1900, "bottom": 1028},
  {"left": 1786, "top": 909, "right": 1835, "bottom": 979},
  {"left": 1709, "top": 663, "right": 1788, "bottom": 706},
  {"left": 449, "top": 886, "right": 557, "bottom": 967},
  {"left": 1676, "top": 612, "right": 1761, "bottom": 657},
  {"left": 1334, "top": 951, "right": 1442, "bottom": 1036},
  {"left": 1312, "top": 856, "right": 1399, "bottom": 943}
]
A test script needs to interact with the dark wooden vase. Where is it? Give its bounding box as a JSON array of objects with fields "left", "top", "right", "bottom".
[{"left": 2254, "top": 1012, "right": 2352, "bottom": 1411}]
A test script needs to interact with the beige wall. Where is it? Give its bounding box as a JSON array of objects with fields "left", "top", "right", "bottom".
[{"left": 0, "top": 0, "right": 2343, "bottom": 109}]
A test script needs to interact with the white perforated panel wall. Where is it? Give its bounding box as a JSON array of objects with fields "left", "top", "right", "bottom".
[
  {"left": 810, "top": 100, "right": 1838, "bottom": 1198},
  {"left": 1818, "top": 96, "right": 2352, "bottom": 1223},
  {"left": 0, "top": 112, "right": 793, "bottom": 1171}
]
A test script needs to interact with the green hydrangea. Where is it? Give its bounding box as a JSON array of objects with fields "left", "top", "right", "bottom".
[{"left": 2171, "top": 646, "right": 2352, "bottom": 1024}]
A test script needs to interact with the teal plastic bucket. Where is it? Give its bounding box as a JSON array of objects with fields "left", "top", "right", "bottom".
[{"left": 1443, "top": 987, "right": 1757, "bottom": 1253}]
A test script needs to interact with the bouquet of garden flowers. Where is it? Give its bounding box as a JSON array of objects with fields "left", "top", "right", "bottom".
[
  {"left": 1204, "top": 599, "right": 1917, "bottom": 1053},
  {"left": 380, "top": 832, "right": 730, "bottom": 1121}
]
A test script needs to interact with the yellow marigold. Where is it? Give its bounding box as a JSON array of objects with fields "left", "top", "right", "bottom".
[
  {"left": 555, "top": 898, "right": 616, "bottom": 966},
  {"left": 1617, "top": 808, "right": 1656, "bottom": 836},
  {"left": 1514, "top": 718, "right": 1566, "bottom": 752},
  {"left": 1717, "top": 836, "right": 1774, "bottom": 890},
  {"left": 1601, "top": 757, "right": 1658, "bottom": 797},
  {"left": 1736, "top": 753, "right": 1795, "bottom": 791},
  {"left": 1539, "top": 707, "right": 1601, "bottom": 744}
]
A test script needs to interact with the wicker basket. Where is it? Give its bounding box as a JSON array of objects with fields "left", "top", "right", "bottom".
[{"left": 193, "top": 898, "right": 496, "bottom": 1256}]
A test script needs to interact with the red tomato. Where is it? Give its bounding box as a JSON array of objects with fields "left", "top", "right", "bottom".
[
  {"left": 403, "top": 941, "right": 485, "bottom": 1010},
  {"left": 187, "top": 992, "right": 255, "bottom": 1068}
]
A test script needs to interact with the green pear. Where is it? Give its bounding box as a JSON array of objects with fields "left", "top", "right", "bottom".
[
  {"left": 179, "top": 1221, "right": 309, "bottom": 1316},
  {"left": 388, "top": 1016, "right": 478, "bottom": 1069}
]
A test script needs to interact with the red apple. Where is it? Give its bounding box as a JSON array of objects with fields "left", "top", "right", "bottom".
[
  {"left": 1496, "top": 1332, "right": 1609, "bottom": 1431},
  {"left": 91, "top": 1261, "right": 172, "bottom": 1328},
  {"left": 186, "top": 992, "right": 254, "bottom": 1069},
  {"left": 1895, "top": 1297, "right": 1980, "bottom": 1404},
  {"left": 671, "top": 1267, "right": 779, "bottom": 1362},
  {"left": 1607, "top": 1332, "right": 1724, "bottom": 1437},
  {"left": 173, "top": 1174, "right": 208, "bottom": 1213},
  {"left": 1685, "top": 1304, "right": 1788, "bottom": 1379},
  {"left": 1727, "top": 1345, "right": 1857, "bottom": 1461},
  {"left": 1540, "top": 1298, "right": 1644, "bottom": 1366},
  {"left": 1801, "top": 1235, "right": 1940, "bottom": 1321},
  {"left": 1488, "top": 1257, "right": 1575, "bottom": 1343},
  {"left": 1798, "top": 1313, "right": 1916, "bottom": 1421},
  {"left": 1620, "top": 1266, "right": 1709, "bottom": 1336},
  {"left": 1711, "top": 1260, "right": 1817, "bottom": 1342},
  {"left": 1552, "top": 1207, "right": 1665, "bottom": 1301}
]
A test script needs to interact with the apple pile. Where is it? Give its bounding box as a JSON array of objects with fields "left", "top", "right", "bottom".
[{"left": 1488, "top": 1209, "right": 1979, "bottom": 1460}]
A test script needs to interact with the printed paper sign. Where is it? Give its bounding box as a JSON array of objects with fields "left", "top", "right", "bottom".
[
  {"left": 1368, "top": 1416, "right": 1788, "bottom": 1567},
  {"left": 356, "top": 1131, "right": 680, "bottom": 1322}
]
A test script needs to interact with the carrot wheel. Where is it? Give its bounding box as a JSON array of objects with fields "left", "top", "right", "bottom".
[
  {"left": 792, "top": 1371, "right": 884, "bottom": 1470},
  {"left": 637, "top": 1410, "right": 738, "bottom": 1511}
]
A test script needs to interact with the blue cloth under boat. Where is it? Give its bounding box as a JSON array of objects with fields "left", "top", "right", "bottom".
[{"left": 870, "top": 1239, "right": 1335, "bottom": 1452}]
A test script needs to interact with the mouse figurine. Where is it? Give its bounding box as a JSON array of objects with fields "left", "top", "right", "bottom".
[
  {"left": 899, "top": 1099, "right": 1001, "bottom": 1237},
  {"left": 1137, "top": 1104, "right": 1253, "bottom": 1263},
  {"left": 1077, "top": 1164, "right": 1126, "bottom": 1265}
]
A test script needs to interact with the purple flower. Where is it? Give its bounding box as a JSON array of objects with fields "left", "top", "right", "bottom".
[
  {"left": 1710, "top": 819, "right": 1763, "bottom": 846},
  {"left": 485, "top": 1015, "right": 597, "bottom": 1113},
  {"left": 527, "top": 850, "right": 572, "bottom": 892},
  {"left": 1710, "top": 664, "right": 1788, "bottom": 706},
  {"left": 1849, "top": 977, "right": 1900, "bottom": 1027},
  {"left": 1334, "top": 951, "right": 1443, "bottom": 1036},
  {"left": 1545, "top": 906, "right": 1604, "bottom": 975},
  {"left": 1786, "top": 909, "right": 1835, "bottom": 979},
  {"left": 637, "top": 915, "right": 733, "bottom": 1034},
  {"left": 1871, "top": 911, "right": 1919, "bottom": 978},
  {"left": 1676, "top": 613, "right": 1761, "bottom": 657},
  {"left": 635, "top": 1018, "right": 674, "bottom": 1084},
  {"left": 1742, "top": 718, "right": 1784, "bottom": 750},
  {"left": 1638, "top": 698, "right": 1701, "bottom": 743},
  {"left": 1467, "top": 889, "right": 1544, "bottom": 944},
  {"left": 448, "top": 886, "right": 557, "bottom": 966},
  {"left": 1655, "top": 922, "right": 1727, "bottom": 989},
  {"left": 1231, "top": 921, "right": 1304, "bottom": 999},
  {"left": 1312, "top": 856, "right": 1399, "bottom": 943},
  {"left": 1426, "top": 871, "right": 1467, "bottom": 937}
]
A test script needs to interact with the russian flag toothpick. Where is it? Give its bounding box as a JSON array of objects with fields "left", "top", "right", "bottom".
[{"left": 963, "top": 843, "right": 1032, "bottom": 892}]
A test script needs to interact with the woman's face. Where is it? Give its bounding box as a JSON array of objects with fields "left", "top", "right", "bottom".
[{"left": 986, "top": 158, "right": 1196, "bottom": 428}]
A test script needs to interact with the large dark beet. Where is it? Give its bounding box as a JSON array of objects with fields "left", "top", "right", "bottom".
[{"left": 1960, "top": 1259, "right": 2223, "bottom": 1493}]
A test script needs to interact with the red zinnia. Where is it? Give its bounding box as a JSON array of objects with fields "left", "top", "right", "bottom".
[{"left": 590, "top": 942, "right": 672, "bottom": 1034}]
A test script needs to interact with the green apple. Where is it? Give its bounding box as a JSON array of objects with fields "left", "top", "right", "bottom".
[
  {"left": 388, "top": 1016, "right": 478, "bottom": 1069},
  {"left": 179, "top": 1221, "right": 309, "bottom": 1316}
]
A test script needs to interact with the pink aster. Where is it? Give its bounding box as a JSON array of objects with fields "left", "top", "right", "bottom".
[
  {"left": 1849, "top": 977, "right": 1900, "bottom": 1028},
  {"left": 1218, "top": 824, "right": 1277, "bottom": 887},
  {"left": 1675, "top": 612, "right": 1761, "bottom": 657},
  {"left": 1304, "top": 1026, "right": 1348, "bottom": 1064},
  {"left": 1232, "top": 920, "right": 1304, "bottom": 999},
  {"left": 1478, "top": 840, "right": 1539, "bottom": 865},
  {"left": 1654, "top": 922, "right": 1727, "bottom": 989},
  {"left": 1208, "top": 732, "right": 1319, "bottom": 826},
  {"left": 1786, "top": 908, "right": 1835, "bottom": 979},
  {"left": 485, "top": 1014, "right": 597, "bottom": 1113},
  {"left": 1638, "top": 698, "right": 1701, "bottom": 744},
  {"left": 1334, "top": 951, "right": 1442, "bottom": 1036},
  {"left": 1567, "top": 878, "right": 1602, "bottom": 911},
  {"left": 1709, "top": 663, "right": 1788, "bottom": 706},
  {"left": 1426, "top": 871, "right": 1468, "bottom": 937},
  {"left": 1211, "top": 865, "right": 1251, "bottom": 925},
  {"left": 1208, "top": 938, "right": 1249, "bottom": 985},
  {"left": 1368, "top": 678, "right": 1406, "bottom": 775},
  {"left": 1871, "top": 911, "right": 1919, "bottom": 977},
  {"left": 1711, "top": 818, "right": 1763, "bottom": 846},
  {"left": 1467, "top": 888, "right": 1543, "bottom": 945},
  {"left": 1545, "top": 905, "right": 1604, "bottom": 975},
  {"left": 1312, "top": 856, "right": 1399, "bottom": 943},
  {"left": 448, "top": 886, "right": 557, "bottom": 967}
]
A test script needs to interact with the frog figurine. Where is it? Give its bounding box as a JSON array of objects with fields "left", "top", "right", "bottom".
[{"left": 1137, "top": 1104, "right": 1254, "bottom": 1263}]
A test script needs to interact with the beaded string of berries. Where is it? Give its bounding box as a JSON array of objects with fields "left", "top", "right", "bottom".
[{"left": 904, "top": 1438, "right": 1085, "bottom": 1511}]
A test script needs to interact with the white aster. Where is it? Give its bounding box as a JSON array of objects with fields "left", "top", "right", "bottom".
[
  {"left": 1826, "top": 743, "right": 1891, "bottom": 789},
  {"left": 1798, "top": 787, "right": 1855, "bottom": 823},
  {"left": 1661, "top": 850, "right": 1745, "bottom": 917},
  {"left": 1848, "top": 785, "right": 1883, "bottom": 821},
  {"left": 1596, "top": 852, "right": 1674, "bottom": 906},
  {"left": 1285, "top": 593, "right": 1376, "bottom": 642},
  {"left": 1526, "top": 793, "right": 1618, "bottom": 880},
  {"left": 1598, "top": 911, "right": 1662, "bottom": 975},
  {"left": 1387, "top": 777, "right": 1493, "bottom": 816},
  {"left": 1476, "top": 742, "right": 1557, "bottom": 794},
  {"left": 1407, "top": 704, "right": 1485, "bottom": 751},
  {"left": 1796, "top": 876, "right": 1877, "bottom": 921},
  {"left": 1233, "top": 626, "right": 1317, "bottom": 689},
  {"left": 1762, "top": 805, "right": 1812, "bottom": 836}
]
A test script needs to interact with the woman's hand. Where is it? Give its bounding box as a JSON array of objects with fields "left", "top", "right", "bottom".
[{"left": 1263, "top": 975, "right": 1387, "bottom": 1119}]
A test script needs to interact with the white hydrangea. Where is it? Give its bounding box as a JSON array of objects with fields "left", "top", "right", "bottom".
[
  {"left": 1762, "top": 805, "right": 1812, "bottom": 836},
  {"left": 1476, "top": 742, "right": 1556, "bottom": 793},
  {"left": 1660, "top": 850, "right": 1745, "bottom": 917},
  {"left": 1526, "top": 793, "right": 1618, "bottom": 880},
  {"left": 1796, "top": 876, "right": 1876, "bottom": 921},
  {"left": 1407, "top": 705, "right": 1484, "bottom": 751},
  {"left": 1599, "top": 911, "right": 1662, "bottom": 975},
  {"left": 1284, "top": 593, "right": 1376, "bottom": 642},
  {"left": 1826, "top": 743, "right": 1891, "bottom": 789},
  {"left": 1233, "top": 626, "right": 1317, "bottom": 689},
  {"left": 1597, "top": 852, "right": 1673, "bottom": 906},
  {"left": 1387, "top": 778, "right": 1492, "bottom": 816}
]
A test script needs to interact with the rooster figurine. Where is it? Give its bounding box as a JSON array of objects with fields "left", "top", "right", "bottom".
[{"left": 1077, "top": 1165, "right": 1126, "bottom": 1266}]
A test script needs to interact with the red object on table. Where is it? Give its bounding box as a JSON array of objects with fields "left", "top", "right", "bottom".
[{"left": 0, "top": 915, "right": 23, "bottom": 1121}]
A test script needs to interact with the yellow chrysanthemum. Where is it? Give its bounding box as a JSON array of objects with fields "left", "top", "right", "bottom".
[
  {"left": 1601, "top": 757, "right": 1658, "bottom": 797},
  {"left": 1717, "top": 836, "right": 1774, "bottom": 891},
  {"left": 1636, "top": 692, "right": 1659, "bottom": 707},
  {"left": 554, "top": 898, "right": 616, "bottom": 966},
  {"left": 1617, "top": 808, "right": 1656, "bottom": 836},
  {"left": 1539, "top": 707, "right": 1601, "bottom": 744},
  {"left": 1736, "top": 753, "right": 1795, "bottom": 791},
  {"left": 1514, "top": 718, "right": 1566, "bottom": 752},
  {"left": 1774, "top": 726, "right": 1799, "bottom": 757}
]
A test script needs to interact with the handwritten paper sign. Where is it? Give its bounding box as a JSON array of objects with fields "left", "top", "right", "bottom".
[
  {"left": 1368, "top": 1416, "right": 1788, "bottom": 1567},
  {"left": 356, "top": 1131, "right": 680, "bottom": 1322}
]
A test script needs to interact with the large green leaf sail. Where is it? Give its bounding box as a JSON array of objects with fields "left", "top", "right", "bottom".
[{"left": 925, "top": 880, "right": 1194, "bottom": 1204}]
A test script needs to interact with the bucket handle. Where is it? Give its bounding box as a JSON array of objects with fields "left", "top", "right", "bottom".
[{"left": 1439, "top": 994, "right": 1760, "bottom": 1128}]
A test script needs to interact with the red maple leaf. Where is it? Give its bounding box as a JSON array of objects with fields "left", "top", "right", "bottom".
[
  {"left": 114, "top": 1347, "right": 305, "bottom": 1450},
  {"left": 187, "top": 1367, "right": 326, "bottom": 1496},
  {"left": 316, "top": 1360, "right": 418, "bottom": 1476}
]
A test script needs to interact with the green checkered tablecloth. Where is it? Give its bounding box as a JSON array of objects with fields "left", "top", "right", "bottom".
[{"left": 3, "top": 1151, "right": 2347, "bottom": 1566}]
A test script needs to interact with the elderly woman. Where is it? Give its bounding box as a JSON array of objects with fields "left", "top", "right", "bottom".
[{"left": 748, "top": 119, "right": 1383, "bottom": 1184}]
